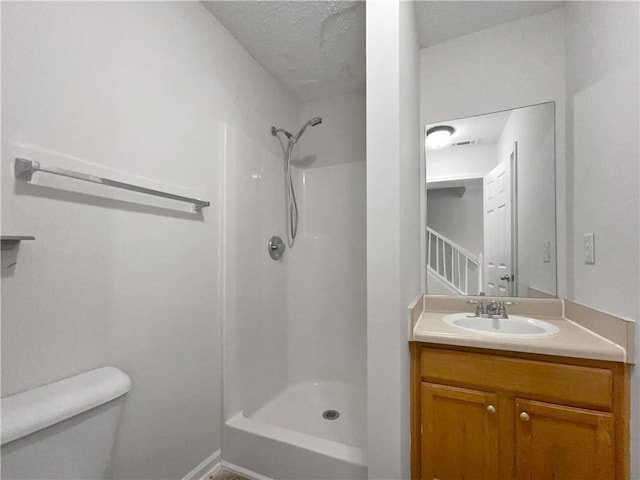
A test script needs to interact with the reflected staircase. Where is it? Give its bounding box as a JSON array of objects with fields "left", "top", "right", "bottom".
[{"left": 426, "top": 227, "right": 483, "bottom": 296}]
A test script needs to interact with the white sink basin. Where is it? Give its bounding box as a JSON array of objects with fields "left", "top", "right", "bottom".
[{"left": 443, "top": 313, "right": 559, "bottom": 338}]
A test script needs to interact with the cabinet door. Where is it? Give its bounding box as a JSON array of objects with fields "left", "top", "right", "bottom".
[
  {"left": 515, "top": 398, "right": 614, "bottom": 480},
  {"left": 422, "top": 383, "right": 498, "bottom": 480}
]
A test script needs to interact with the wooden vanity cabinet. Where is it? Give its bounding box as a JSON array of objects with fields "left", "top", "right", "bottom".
[
  {"left": 421, "top": 383, "right": 499, "bottom": 480},
  {"left": 514, "top": 398, "right": 615, "bottom": 480},
  {"left": 411, "top": 343, "right": 630, "bottom": 480}
]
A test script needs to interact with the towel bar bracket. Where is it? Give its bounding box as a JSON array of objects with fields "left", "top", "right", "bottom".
[{"left": 15, "top": 158, "right": 36, "bottom": 181}]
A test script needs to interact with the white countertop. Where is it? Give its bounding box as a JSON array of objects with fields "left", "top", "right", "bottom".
[{"left": 411, "top": 310, "right": 627, "bottom": 363}]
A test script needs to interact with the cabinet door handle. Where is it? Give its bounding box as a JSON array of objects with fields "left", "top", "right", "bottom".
[
  {"left": 520, "top": 411, "right": 530, "bottom": 421},
  {"left": 486, "top": 405, "right": 496, "bottom": 414}
]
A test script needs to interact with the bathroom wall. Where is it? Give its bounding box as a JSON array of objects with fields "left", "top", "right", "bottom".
[
  {"left": 367, "top": 1, "right": 421, "bottom": 478},
  {"left": 420, "top": 7, "right": 567, "bottom": 297},
  {"left": 1, "top": 2, "right": 297, "bottom": 479},
  {"left": 564, "top": 2, "right": 640, "bottom": 475},
  {"left": 398, "top": 3, "right": 421, "bottom": 476},
  {"left": 295, "top": 90, "right": 366, "bottom": 169},
  {"left": 289, "top": 90, "right": 366, "bottom": 387},
  {"left": 496, "top": 104, "right": 556, "bottom": 297},
  {"left": 565, "top": 1, "right": 639, "bottom": 324}
]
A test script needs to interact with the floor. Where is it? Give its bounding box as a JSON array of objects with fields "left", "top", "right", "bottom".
[{"left": 208, "top": 470, "right": 250, "bottom": 480}]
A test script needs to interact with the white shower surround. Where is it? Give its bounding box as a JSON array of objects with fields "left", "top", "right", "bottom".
[
  {"left": 247, "top": 381, "right": 366, "bottom": 449},
  {"left": 221, "top": 113, "right": 367, "bottom": 478},
  {"left": 287, "top": 161, "right": 367, "bottom": 387},
  {"left": 226, "top": 381, "right": 366, "bottom": 478}
]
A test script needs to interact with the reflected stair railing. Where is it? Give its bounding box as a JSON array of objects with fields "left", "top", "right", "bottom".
[{"left": 426, "top": 227, "right": 482, "bottom": 296}]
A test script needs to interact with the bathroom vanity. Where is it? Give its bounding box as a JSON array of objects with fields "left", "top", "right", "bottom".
[{"left": 409, "top": 295, "right": 633, "bottom": 480}]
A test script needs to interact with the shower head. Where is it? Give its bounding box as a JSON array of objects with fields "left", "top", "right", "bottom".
[
  {"left": 271, "top": 116, "right": 323, "bottom": 249},
  {"left": 293, "top": 116, "right": 323, "bottom": 142},
  {"left": 271, "top": 117, "right": 322, "bottom": 145}
]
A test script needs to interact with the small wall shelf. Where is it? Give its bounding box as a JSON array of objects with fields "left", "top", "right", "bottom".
[
  {"left": 1, "top": 236, "right": 35, "bottom": 243},
  {"left": 1, "top": 236, "right": 35, "bottom": 269}
]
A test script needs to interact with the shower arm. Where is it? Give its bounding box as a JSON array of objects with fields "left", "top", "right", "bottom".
[
  {"left": 272, "top": 130, "right": 290, "bottom": 157},
  {"left": 293, "top": 125, "right": 309, "bottom": 142}
]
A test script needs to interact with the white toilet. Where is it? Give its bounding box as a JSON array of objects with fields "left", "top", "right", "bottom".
[{"left": 1, "top": 367, "right": 132, "bottom": 480}]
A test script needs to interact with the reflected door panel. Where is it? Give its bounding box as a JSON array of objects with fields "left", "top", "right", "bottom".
[{"left": 484, "top": 159, "right": 512, "bottom": 296}]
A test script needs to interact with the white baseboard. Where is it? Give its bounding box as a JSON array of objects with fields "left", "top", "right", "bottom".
[
  {"left": 182, "top": 450, "right": 222, "bottom": 480},
  {"left": 198, "top": 463, "right": 223, "bottom": 480},
  {"left": 221, "top": 461, "right": 273, "bottom": 480},
  {"left": 181, "top": 450, "right": 273, "bottom": 480}
]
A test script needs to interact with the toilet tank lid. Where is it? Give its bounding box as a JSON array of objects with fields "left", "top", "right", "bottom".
[{"left": 1, "top": 366, "right": 132, "bottom": 445}]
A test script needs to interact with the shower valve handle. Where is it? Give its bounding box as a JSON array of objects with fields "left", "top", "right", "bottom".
[{"left": 268, "top": 236, "right": 286, "bottom": 260}]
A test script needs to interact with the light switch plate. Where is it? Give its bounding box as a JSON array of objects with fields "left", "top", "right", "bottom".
[
  {"left": 584, "top": 233, "right": 595, "bottom": 264},
  {"left": 543, "top": 240, "right": 551, "bottom": 263}
]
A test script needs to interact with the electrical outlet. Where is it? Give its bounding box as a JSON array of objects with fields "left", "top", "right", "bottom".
[
  {"left": 584, "top": 233, "right": 595, "bottom": 264},
  {"left": 543, "top": 240, "right": 551, "bottom": 263}
]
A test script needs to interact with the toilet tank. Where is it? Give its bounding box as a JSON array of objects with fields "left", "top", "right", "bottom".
[{"left": 1, "top": 367, "right": 132, "bottom": 480}]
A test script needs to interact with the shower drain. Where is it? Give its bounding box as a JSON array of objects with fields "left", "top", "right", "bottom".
[{"left": 322, "top": 409, "right": 340, "bottom": 420}]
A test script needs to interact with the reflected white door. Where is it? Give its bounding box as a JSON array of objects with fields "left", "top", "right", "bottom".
[{"left": 483, "top": 145, "right": 517, "bottom": 296}]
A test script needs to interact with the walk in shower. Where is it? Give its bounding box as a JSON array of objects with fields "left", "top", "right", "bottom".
[
  {"left": 214, "top": 2, "right": 367, "bottom": 477},
  {"left": 221, "top": 110, "right": 366, "bottom": 478}
]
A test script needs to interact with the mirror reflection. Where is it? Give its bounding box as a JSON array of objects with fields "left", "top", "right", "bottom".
[{"left": 425, "top": 102, "right": 556, "bottom": 298}]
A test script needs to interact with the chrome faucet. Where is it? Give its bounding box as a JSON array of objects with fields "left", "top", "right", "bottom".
[
  {"left": 485, "top": 300, "right": 499, "bottom": 316},
  {"left": 468, "top": 299, "right": 517, "bottom": 318}
]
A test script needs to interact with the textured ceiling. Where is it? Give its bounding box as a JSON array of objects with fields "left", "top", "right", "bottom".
[
  {"left": 203, "top": 1, "right": 563, "bottom": 103},
  {"left": 203, "top": 1, "right": 365, "bottom": 103},
  {"left": 415, "top": 1, "right": 564, "bottom": 48}
]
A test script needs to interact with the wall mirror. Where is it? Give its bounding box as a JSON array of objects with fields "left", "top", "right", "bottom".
[{"left": 425, "top": 102, "right": 556, "bottom": 298}]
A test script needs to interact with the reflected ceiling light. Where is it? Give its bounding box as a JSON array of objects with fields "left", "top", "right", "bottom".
[{"left": 426, "top": 125, "right": 455, "bottom": 149}]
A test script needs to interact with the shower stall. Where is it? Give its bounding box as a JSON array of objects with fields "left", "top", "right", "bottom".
[
  {"left": 212, "top": 1, "right": 367, "bottom": 476},
  {"left": 221, "top": 90, "right": 366, "bottom": 478}
]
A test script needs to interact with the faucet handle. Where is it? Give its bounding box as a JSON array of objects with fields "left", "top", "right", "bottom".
[
  {"left": 467, "top": 299, "right": 485, "bottom": 316},
  {"left": 498, "top": 301, "right": 517, "bottom": 318}
]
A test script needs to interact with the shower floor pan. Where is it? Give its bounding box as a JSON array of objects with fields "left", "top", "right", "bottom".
[{"left": 225, "top": 381, "right": 366, "bottom": 480}]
